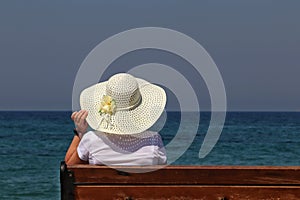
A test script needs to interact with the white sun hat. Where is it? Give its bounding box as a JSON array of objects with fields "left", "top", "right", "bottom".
[{"left": 80, "top": 73, "right": 167, "bottom": 134}]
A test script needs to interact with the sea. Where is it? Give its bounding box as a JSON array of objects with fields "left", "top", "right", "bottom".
[{"left": 0, "top": 111, "right": 299, "bottom": 199}]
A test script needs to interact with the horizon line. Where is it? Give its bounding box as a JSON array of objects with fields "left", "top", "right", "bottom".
[{"left": 0, "top": 109, "right": 298, "bottom": 112}]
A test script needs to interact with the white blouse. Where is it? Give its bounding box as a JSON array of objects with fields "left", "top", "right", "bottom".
[{"left": 77, "top": 131, "right": 167, "bottom": 165}]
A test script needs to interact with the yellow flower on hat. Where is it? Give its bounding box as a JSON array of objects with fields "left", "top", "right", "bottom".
[{"left": 99, "top": 95, "right": 116, "bottom": 115}]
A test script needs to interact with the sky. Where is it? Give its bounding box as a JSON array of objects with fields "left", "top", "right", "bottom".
[{"left": 0, "top": 0, "right": 299, "bottom": 111}]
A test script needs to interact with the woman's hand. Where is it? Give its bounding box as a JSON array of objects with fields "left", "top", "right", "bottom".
[
  {"left": 65, "top": 110, "right": 89, "bottom": 165},
  {"left": 71, "top": 110, "right": 89, "bottom": 137}
]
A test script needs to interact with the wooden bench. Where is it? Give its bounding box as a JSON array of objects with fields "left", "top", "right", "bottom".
[{"left": 60, "top": 161, "right": 300, "bottom": 200}]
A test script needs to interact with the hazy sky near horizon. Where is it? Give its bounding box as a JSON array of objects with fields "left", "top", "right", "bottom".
[{"left": 0, "top": 0, "right": 299, "bottom": 111}]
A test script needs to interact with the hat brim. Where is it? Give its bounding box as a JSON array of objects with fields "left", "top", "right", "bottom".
[{"left": 80, "top": 78, "right": 166, "bottom": 134}]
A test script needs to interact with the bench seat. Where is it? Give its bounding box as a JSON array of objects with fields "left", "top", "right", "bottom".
[{"left": 60, "top": 161, "right": 300, "bottom": 200}]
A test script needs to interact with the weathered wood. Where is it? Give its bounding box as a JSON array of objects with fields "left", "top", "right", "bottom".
[
  {"left": 60, "top": 162, "right": 75, "bottom": 200},
  {"left": 75, "top": 185, "right": 300, "bottom": 200},
  {"left": 60, "top": 162, "right": 300, "bottom": 200},
  {"left": 68, "top": 164, "right": 300, "bottom": 185}
]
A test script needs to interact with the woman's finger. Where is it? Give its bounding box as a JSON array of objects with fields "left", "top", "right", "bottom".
[
  {"left": 76, "top": 110, "right": 85, "bottom": 124},
  {"left": 79, "top": 110, "right": 87, "bottom": 124},
  {"left": 80, "top": 110, "right": 88, "bottom": 121},
  {"left": 71, "top": 111, "right": 77, "bottom": 120}
]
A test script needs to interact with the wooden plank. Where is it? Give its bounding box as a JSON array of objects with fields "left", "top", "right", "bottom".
[
  {"left": 68, "top": 165, "right": 300, "bottom": 185},
  {"left": 75, "top": 185, "right": 300, "bottom": 200}
]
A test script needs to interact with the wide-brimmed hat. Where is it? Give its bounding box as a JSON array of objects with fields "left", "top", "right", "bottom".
[{"left": 80, "top": 73, "right": 166, "bottom": 134}]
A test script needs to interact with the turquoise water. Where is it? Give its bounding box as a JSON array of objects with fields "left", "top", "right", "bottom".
[{"left": 0, "top": 111, "right": 300, "bottom": 199}]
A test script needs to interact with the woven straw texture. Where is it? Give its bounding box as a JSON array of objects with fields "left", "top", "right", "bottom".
[{"left": 80, "top": 73, "right": 166, "bottom": 134}]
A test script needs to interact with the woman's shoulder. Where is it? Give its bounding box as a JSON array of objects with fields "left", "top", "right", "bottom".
[{"left": 81, "top": 131, "right": 105, "bottom": 142}]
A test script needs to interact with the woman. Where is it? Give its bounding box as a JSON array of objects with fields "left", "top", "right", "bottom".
[{"left": 65, "top": 73, "right": 167, "bottom": 165}]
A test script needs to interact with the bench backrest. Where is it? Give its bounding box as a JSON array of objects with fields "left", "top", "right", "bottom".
[{"left": 60, "top": 161, "right": 300, "bottom": 200}]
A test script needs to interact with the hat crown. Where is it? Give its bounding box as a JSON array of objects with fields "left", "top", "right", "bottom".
[{"left": 106, "top": 73, "right": 141, "bottom": 110}]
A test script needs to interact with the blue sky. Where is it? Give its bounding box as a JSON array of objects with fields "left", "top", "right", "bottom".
[{"left": 0, "top": 0, "right": 299, "bottom": 111}]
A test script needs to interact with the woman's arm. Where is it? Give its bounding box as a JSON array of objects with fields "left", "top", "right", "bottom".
[
  {"left": 65, "top": 110, "right": 89, "bottom": 165},
  {"left": 65, "top": 135, "right": 87, "bottom": 165}
]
